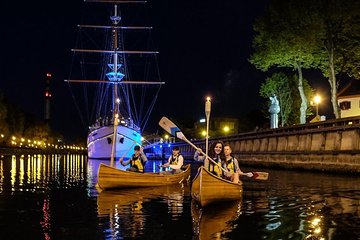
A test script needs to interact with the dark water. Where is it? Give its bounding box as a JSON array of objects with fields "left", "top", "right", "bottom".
[{"left": 0, "top": 154, "right": 359, "bottom": 240}]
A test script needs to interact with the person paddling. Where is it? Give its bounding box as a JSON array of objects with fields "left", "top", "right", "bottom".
[
  {"left": 194, "top": 140, "right": 225, "bottom": 177},
  {"left": 161, "top": 146, "right": 184, "bottom": 174},
  {"left": 119, "top": 145, "right": 147, "bottom": 172},
  {"left": 223, "top": 143, "right": 243, "bottom": 182}
]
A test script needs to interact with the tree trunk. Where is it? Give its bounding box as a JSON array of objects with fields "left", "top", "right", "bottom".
[
  {"left": 295, "top": 62, "right": 307, "bottom": 124},
  {"left": 327, "top": 42, "right": 340, "bottom": 118}
]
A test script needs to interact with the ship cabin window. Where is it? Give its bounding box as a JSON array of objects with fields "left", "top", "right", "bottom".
[{"left": 340, "top": 101, "right": 351, "bottom": 110}]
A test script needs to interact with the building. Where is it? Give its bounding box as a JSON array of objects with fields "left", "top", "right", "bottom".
[
  {"left": 338, "top": 80, "right": 360, "bottom": 118},
  {"left": 194, "top": 117, "right": 239, "bottom": 138}
]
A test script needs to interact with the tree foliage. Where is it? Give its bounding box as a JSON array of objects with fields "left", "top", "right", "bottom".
[
  {"left": 312, "top": 0, "right": 360, "bottom": 118},
  {"left": 0, "top": 90, "right": 9, "bottom": 136},
  {"left": 250, "top": 0, "right": 360, "bottom": 121},
  {"left": 250, "top": 0, "right": 321, "bottom": 124},
  {"left": 0, "top": 88, "right": 58, "bottom": 144},
  {"left": 260, "top": 72, "right": 314, "bottom": 126}
]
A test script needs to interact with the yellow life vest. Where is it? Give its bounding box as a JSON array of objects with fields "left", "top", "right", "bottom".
[
  {"left": 170, "top": 154, "right": 181, "bottom": 165},
  {"left": 226, "top": 158, "right": 236, "bottom": 173},
  {"left": 130, "top": 154, "right": 144, "bottom": 173},
  {"left": 209, "top": 157, "right": 222, "bottom": 176}
]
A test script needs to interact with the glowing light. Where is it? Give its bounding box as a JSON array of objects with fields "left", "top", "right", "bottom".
[
  {"left": 199, "top": 118, "right": 206, "bottom": 123},
  {"left": 116, "top": 98, "right": 120, "bottom": 103},
  {"left": 223, "top": 126, "right": 230, "bottom": 132},
  {"left": 201, "top": 130, "right": 207, "bottom": 136},
  {"left": 206, "top": 96, "right": 211, "bottom": 102},
  {"left": 311, "top": 217, "right": 321, "bottom": 226},
  {"left": 164, "top": 134, "right": 169, "bottom": 140},
  {"left": 314, "top": 95, "right": 321, "bottom": 105}
]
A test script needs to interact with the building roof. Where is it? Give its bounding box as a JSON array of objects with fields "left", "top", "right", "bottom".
[{"left": 337, "top": 79, "right": 360, "bottom": 99}]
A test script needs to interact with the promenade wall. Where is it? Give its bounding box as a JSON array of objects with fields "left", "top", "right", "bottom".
[{"left": 170, "top": 116, "right": 360, "bottom": 174}]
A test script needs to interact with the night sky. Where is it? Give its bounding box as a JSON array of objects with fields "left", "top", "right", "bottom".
[{"left": 0, "top": 0, "right": 275, "bottom": 140}]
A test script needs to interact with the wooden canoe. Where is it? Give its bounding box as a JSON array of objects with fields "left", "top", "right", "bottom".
[
  {"left": 191, "top": 166, "right": 243, "bottom": 207},
  {"left": 97, "top": 163, "right": 191, "bottom": 190}
]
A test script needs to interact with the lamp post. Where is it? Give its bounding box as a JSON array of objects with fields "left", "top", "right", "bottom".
[
  {"left": 205, "top": 97, "right": 211, "bottom": 169},
  {"left": 314, "top": 95, "right": 321, "bottom": 116}
]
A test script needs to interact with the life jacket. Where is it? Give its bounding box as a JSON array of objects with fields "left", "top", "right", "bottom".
[
  {"left": 209, "top": 156, "right": 223, "bottom": 176},
  {"left": 170, "top": 154, "right": 182, "bottom": 165},
  {"left": 226, "top": 157, "right": 237, "bottom": 173},
  {"left": 130, "top": 154, "right": 144, "bottom": 173}
]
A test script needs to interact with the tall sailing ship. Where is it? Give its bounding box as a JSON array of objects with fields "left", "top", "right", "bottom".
[{"left": 66, "top": 0, "right": 164, "bottom": 162}]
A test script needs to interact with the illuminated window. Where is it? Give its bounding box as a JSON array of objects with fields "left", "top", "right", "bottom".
[{"left": 340, "top": 101, "right": 351, "bottom": 110}]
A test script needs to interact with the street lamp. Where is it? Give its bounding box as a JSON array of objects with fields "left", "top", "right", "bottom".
[
  {"left": 314, "top": 95, "right": 321, "bottom": 116},
  {"left": 223, "top": 126, "right": 230, "bottom": 134}
]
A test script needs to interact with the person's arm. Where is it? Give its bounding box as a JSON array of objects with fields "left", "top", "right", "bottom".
[
  {"left": 194, "top": 148, "right": 205, "bottom": 161},
  {"left": 169, "top": 155, "right": 184, "bottom": 170},
  {"left": 140, "top": 147, "right": 148, "bottom": 163},
  {"left": 234, "top": 158, "right": 243, "bottom": 174},
  {"left": 163, "top": 156, "right": 171, "bottom": 167},
  {"left": 120, "top": 157, "right": 130, "bottom": 166}
]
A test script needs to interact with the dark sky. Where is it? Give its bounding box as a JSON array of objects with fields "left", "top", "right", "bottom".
[{"left": 0, "top": 0, "right": 271, "bottom": 140}]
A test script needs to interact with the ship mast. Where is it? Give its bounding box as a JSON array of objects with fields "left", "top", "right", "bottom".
[
  {"left": 65, "top": 0, "right": 165, "bottom": 161},
  {"left": 110, "top": 4, "right": 121, "bottom": 166}
]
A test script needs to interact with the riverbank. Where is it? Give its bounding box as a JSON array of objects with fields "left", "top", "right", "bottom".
[{"left": 0, "top": 146, "right": 87, "bottom": 155}]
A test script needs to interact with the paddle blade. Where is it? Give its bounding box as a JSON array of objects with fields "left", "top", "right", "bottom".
[
  {"left": 251, "top": 171, "right": 269, "bottom": 180},
  {"left": 159, "top": 117, "right": 185, "bottom": 140}
]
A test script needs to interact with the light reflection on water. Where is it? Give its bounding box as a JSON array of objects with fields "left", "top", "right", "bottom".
[{"left": 0, "top": 154, "right": 359, "bottom": 239}]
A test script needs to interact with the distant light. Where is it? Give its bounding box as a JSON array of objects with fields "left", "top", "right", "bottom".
[
  {"left": 199, "top": 119, "right": 206, "bottom": 123},
  {"left": 223, "top": 126, "right": 230, "bottom": 132},
  {"left": 46, "top": 73, "right": 52, "bottom": 77},
  {"left": 314, "top": 95, "right": 321, "bottom": 104},
  {"left": 206, "top": 96, "right": 211, "bottom": 101},
  {"left": 45, "top": 91, "right": 52, "bottom": 97},
  {"left": 168, "top": 144, "right": 171, "bottom": 147},
  {"left": 153, "top": 146, "right": 155, "bottom": 149},
  {"left": 201, "top": 130, "right": 206, "bottom": 136},
  {"left": 116, "top": 98, "right": 120, "bottom": 103}
]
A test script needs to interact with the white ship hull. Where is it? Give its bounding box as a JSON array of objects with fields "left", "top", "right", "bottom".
[{"left": 87, "top": 125, "right": 141, "bottom": 159}]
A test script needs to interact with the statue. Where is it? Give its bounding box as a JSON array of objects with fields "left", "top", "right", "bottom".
[{"left": 269, "top": 95, "right": 280, "bottom": 129}]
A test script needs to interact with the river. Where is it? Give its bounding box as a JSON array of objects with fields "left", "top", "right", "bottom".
[{"left": 0, "top": 154, "right": 359, "bottom": 239}]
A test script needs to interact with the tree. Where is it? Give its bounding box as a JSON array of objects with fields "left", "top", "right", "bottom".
[
  {"left": 250, "top": 0, "right": 322, "bottom": 124},
  {"left": 260, "top": 73, "right": 291, "bottom": 127},
  {"left": 260, "top": 72, "right": 314, "bottom": 127},
  {"left": 24, "top": 123, "right": 52, "bottom": 144},
  {"left": 313, "top": 0, "right": 360, "bottom": 118},
  {"left": 0, "top": 90, "right": 9, "bottom": 137}
]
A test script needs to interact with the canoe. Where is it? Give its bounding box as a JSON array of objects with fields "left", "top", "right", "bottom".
[
  {"left": 191, "top": 199, "right": 241, "bottom": 239},
  {"left": 191, "top": 166, "right": 243, "bottom": 207},
  {"left": 97, "top": 163, "right": 191, "bottom": 190}
]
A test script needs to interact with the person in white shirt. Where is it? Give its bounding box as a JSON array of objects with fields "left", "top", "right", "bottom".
[{"left": 161, "top": 146, "right": 184, "bottom": 174}]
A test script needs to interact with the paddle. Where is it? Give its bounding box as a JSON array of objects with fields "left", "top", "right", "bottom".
[
  {"left": 159, "top": 116, "right": 269, "bottom": 180},
  {"left": 118, "top": 140, "right": 138, "bottom": 163}
]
